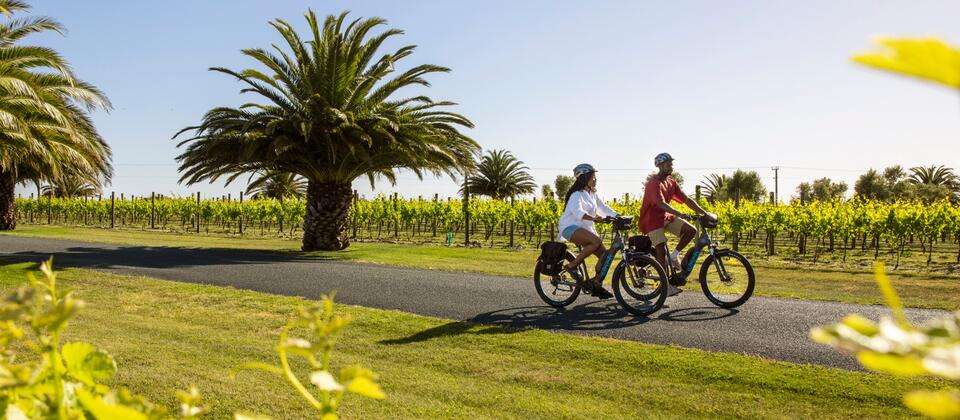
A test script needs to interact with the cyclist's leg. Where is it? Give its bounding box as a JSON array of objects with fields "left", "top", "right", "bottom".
[
  {"left": 648, "top": 226, "right": 669, "bottom": 270},
  {"left": 567, "top": 228, "right": 601, "bottom": 270},
  {"left": 669, "top": 218, "right": 696, "bottom": 262}
]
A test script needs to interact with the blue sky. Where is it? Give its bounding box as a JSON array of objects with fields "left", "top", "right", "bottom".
[{"left": 18, "top": 1, "right": 960, "bottom": 200}]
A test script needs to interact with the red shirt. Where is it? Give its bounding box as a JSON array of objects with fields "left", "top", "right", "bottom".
[{"left": 638, "top": 175, "right": 688, "bottom": 233}]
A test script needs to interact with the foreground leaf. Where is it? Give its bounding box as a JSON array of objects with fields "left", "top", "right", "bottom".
[{"left": 903, "top": 389, "right": 960, "bottom": 419}]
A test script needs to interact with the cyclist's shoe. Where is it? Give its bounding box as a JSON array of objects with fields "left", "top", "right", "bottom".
[
  {"left": 563, "top": 265, "right": 583, "bottom": 281},
  {"left": 669, "top": 273, "right": 687, "bottom": 287},
  {"left": 669, "top": 253, "right": 682, "bottom": 271},
  {"left": 667, "top": 285, "right": 683, "bottom": 297},
  {"left": 591, "top": 283, "right": 613, "bottom": 299}
]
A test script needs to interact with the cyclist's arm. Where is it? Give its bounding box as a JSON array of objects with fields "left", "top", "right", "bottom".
[
  {"left": 655, "top": 197, "right": 686, "bottom": 218},
  {"left": 595, "top": 194, "right": 619, "bottom": 218},
  {"left": 682, "top": 196, "right": 706, "bottom": 215}
]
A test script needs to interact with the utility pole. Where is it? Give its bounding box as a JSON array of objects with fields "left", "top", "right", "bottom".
[{"left": 772, "top": 166, "right": 780, "bottom": 205}]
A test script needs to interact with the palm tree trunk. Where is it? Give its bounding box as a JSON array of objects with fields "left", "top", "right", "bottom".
[
  {"left": 302, "top": 181, "right": 352, "bottom": 251},
  {"left": 0, "top": 170, "right": 17, "bottom": 230}
]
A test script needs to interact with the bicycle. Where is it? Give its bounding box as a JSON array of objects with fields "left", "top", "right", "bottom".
[
  {"left": 665, "top": 213, "right": 756, "bottom": 308},
  {"left": 534, "top": 216, "right": 669, "bottom": 316}
]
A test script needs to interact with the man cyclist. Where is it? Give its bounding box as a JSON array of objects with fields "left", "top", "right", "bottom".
[{"left": 638, "top": 153, "right": 707, "bottom": 296}]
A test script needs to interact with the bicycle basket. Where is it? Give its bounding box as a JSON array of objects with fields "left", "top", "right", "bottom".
[
  {"left": 614, "top": 216, "right": 634, "bottom": 230},
  {"left": 700, "top": 212, "right": 719, "bottom": 229},
  {"left": 627, "top": 235, "right": 654, "bottom": 254},
  {"left": 538, "top": 241, "right": 568, "bottom": 276}
]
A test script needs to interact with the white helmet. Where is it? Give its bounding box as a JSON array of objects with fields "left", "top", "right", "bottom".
[{"left": 573, "top": 163, "right": 596, "bottom": 178}]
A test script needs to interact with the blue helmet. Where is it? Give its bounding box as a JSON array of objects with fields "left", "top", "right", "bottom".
[
  {"left": 654, "top": 152, "right": 674, "bottom": 166},
  {"left": 573, "top": 163, "right": 596, "bottom": 178}
]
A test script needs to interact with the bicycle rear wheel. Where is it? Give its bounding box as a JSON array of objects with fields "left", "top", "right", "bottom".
[
  {"left": 534, "top": 252, "right": 584, "bottom": 307},
  {"left": 612, "top": 254, "right": 668, "bottom": 316},
  {"left": 699, "top": 250, "right": 755, "bottom": 308}
]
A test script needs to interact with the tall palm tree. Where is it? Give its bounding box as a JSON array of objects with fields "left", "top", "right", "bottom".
[
  {"left": 246, "top": 170, "right": 307, "bottom": 199},
  {"left": 0, "top": 1, "right": 112, "bottom": 229},
  {"left": 700, "top": 173, "right": 726, "bottom": 203},
  {"left": 460, "top": 149, "right": 536, "bottom": 200},
  {"left": 175, "top": 11, "right": 479, "bottom": 250}
]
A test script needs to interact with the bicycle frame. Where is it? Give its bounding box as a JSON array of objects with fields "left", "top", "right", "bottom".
[
  {"left": 670, "top": 216, "right": 728, "bottom": 282},
  {"left": 594, "top": 217, "right": 633, "bottom": 281}
]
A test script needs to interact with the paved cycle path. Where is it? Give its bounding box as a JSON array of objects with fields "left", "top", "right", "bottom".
[{"left": 0, "top": 235, "right": 947, "bottom": 371}]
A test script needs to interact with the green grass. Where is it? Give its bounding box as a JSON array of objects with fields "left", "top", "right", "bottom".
[
  {"left": 4, "top": 225, "right": 960, "bottom": 310},
  {"left": 0, "top": 261, "right": 946, "bottom": 418}
]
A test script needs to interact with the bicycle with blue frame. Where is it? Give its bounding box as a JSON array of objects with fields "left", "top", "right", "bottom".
[
  {"left": 534, "top": 216, "right": 669, "bottom": 316},
  {"left": 668, "top": 213, "right": 756, "bottom": 308}
]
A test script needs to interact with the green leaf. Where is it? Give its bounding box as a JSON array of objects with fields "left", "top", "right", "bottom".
[
  {"left": 76, "top": 389, "right": 149, "bottom": 420},
  {"left": 346, "top": 376, "right": 385, "bottom": 400},
  {"left": 840, "top": 314, "right": 879, "bottom": 336},
  {"left": 235, "top": 412, "right": 274, "bottom": 420},
  {"left": 62, "top": 341, "right": 117, "bottom": 385},
  {"left": 857, "top": 351, "right": 928, "bottom": 376},
  {"left": 903, "top": 389, "right": 960, "bottom": 419}
]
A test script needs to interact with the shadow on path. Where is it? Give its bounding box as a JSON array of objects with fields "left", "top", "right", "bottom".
[{"left": 657, "top": 306, "right": 739, "bottom": 322}]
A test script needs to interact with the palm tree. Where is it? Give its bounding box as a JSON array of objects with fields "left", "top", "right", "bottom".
[
  {"left": 700, "top": 173, "right": 726, "bottom": 203},
  {"left": 0, "top": 1, "right": 112, "bottom": 229},
  {"left": 460, "top": 150, "right": 536, "bottom": 200},
  {"left": 908, "top": 165, "right": 957, "bottom": 187},
  {"left": 39, "top": 173, "right": 101, "bottom": 198},
  {"left": 246, "top": 170, "right": 307, "bottom": 199},
  {"left": 175, "top": 11, "right": 479, "bottom": 250},
  {"left": 908, "top": 165, "right": 958, "bottom": 202}
]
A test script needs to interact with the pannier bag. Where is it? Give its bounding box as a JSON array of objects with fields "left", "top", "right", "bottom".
[
  {"left": 627, "top": 235, "right": 654, "bottom": 254},
  {"left": 538, "top": 241, "right": 569, "bottom": 276}
]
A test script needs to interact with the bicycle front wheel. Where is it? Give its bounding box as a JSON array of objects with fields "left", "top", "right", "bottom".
[
  {"left": 613, "top": 254, "right": 668, "bottom": 316},
  {"left": 534, "top": 252, "right": 584, "bottom": 307},
  {"left": 699, "top": 250, "right": 755, "bottom": 308}
]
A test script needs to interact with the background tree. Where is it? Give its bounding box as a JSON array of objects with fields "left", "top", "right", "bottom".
[
  {"left": 175, "top": 11, "right": 479, "bottom": 251},
  {"left": 245, "top": 170, "right": 307, "bottom": 199},
  {"left": 718, "top": 170, "right": 766, "bottom": 202},
  {"left": 811, "top": 177, "right": 848, "bottom": 201},
  {"left": 460, "top": 149, "right": 536, "bottom": 200},
  {"left": 554, "top": 175, "right": 574, "bottom": 200},
  {"left": 854, "top": 169, "right": 887, "bottom": 200},
  {"left": 0, "top": 1, "right": 112, "bottom": 229},
  {"left": 855, "top": 165, "right": 914, "bottom": 201},
  {"left": 541, "top": 184, "right": 554, "bottom": 200},
  {"left": 884, "top": 166, "right": 915, "bottom": 200}
]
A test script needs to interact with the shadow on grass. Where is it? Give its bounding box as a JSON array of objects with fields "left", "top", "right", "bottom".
[
  {"left": 0, "top": 244, "right": 331, "bottom": 271},
  {"left": 381, "top": 301, "right": 653, "bottom": 345}
]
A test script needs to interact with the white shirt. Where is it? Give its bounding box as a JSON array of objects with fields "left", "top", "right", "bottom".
[{"left": 557, "top": 190, "right": 619, "bottom": 240}]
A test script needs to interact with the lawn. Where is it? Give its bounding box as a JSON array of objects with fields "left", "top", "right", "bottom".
[
  {"left": 4, "top": 225, "right": 960, "bottom": 310},
  {"left": 0, "top": 261, "right": 945, "bottom": 418}
]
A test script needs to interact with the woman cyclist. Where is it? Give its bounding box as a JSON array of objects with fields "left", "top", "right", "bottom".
[{"left": 557, "top": 163, "right": 619, "bottom": 299}]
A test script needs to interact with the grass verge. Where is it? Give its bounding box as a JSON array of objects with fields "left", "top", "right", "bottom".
[
  {"left": 3, "top": 225, "right": 959, "bottom": 310},
  {"left": 0, "top": 261, "right": 946, "bottom": 418}
]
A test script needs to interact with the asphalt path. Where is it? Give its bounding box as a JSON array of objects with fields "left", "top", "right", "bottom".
[{"left": 0, "top": 236, "right": 947, "bottom": 371}]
